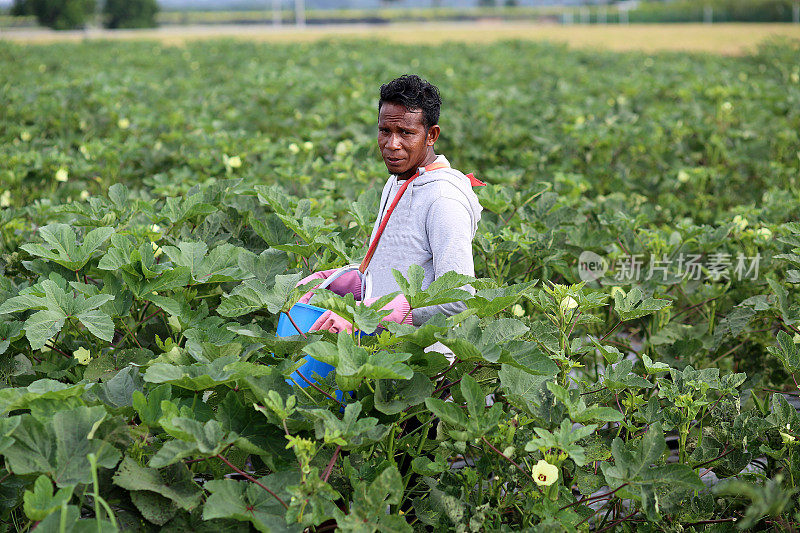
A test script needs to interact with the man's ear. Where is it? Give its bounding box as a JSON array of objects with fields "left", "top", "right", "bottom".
[{"left": 426, "top": 125, "right": 440, "bottom": 146}]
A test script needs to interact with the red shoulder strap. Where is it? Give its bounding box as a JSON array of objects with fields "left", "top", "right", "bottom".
[
  {"left": 466, "top": 173, "right": 486, "bottom": 187},
  {"left": 359, "top": 162, "right": 484, "bottom": 273}
]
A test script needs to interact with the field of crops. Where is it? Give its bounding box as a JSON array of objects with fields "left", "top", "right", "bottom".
[{"left": 1, "top": 36, "right": 800, "bottom": 531}]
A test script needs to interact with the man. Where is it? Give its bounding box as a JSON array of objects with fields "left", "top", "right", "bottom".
[{"left": 301, "top": 74, "right": 483, "bottom": 333}]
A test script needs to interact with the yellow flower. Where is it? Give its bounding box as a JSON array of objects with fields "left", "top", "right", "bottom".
[
  {"left": 224, "top": 154, "right": 242, "bottom": 169},
  {"left": 0, "top": 190, "right": 10, "bottom": 208},
  {"left": 532, "top": 459, "right": 559, "bottom": 486},
  {"left": 20, "top": 131, "right": 31, "bottom": 142},
  {"left": 73, "top": 347, "right": 91, "bottom": 365},
  {"left": 755, "top": 227, "right": 772, "bottom": 241},
  {"left": 677, "top": 170, "right": 690, "bottom": 183},
  {"left": 302, "top": 141, "right": 314, "bottom": 151},
  {"left": 117, "top": 118, "right": 130, "bottom": 129},
  {"left": 80, "top": 190, "right": 90, "bottom": 200},
  {"left": 732, "top": 215, "right": 748, "bottom": 232},
  {"left": 610, "top": 286, "right": 625, "bottom": 299},
  {"left": 781, "top": 431, "right": 796, "bottom": 445},
  {"left": 512, "top": 304, "right": 525, "bottom": 317},
  {"left": 560, "top": 296, "right": 578, "bottom": 311},
  {"left": 152, "top": 241, "right": 163, "bottom": 258},
  {"left": 335, "top": 140, "right": 352, "bottom": 157},
  {"left": 288, "top": 143, "right": 300, "bottom": 154},
  {"left": 55, "top": 168, "right": 68, "bottom": 182}
]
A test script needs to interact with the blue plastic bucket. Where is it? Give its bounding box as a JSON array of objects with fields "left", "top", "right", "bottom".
[
  {"left": 277, "top": 302, "right": 354, "bottom": 402},
  {"left": 277, "top": 302, "right": 380, "bottom": 403}
]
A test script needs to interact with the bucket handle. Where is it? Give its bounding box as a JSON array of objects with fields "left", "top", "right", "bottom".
[{"left": 314, "top": 264, "right": 373, "bottom": 302}]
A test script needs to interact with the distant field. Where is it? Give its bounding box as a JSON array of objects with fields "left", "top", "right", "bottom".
[{"left": 2, "top": 22, "right": 800, "bottom": 54}]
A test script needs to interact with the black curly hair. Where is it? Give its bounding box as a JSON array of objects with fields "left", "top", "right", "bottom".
[{"left": 378, "top": 74, "right": 442, "bottom": 130}]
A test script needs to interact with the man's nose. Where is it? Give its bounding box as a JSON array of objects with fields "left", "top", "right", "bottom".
[{"left": 386, "top": 133, "right": 402, "bottom": 150}]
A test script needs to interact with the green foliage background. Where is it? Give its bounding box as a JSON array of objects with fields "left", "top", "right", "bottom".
[{"left": 0, "top": 38, "right": 799, "bottom": 531}]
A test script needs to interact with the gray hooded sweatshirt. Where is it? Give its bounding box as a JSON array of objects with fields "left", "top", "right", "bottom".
[{"left": 364, "top": 154, "right": 483, "bottom": 326}]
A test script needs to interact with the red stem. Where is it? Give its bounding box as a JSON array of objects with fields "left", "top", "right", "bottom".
[
  {"left": 321, "top": 445, "right": 341, "bottom": 483},
  {"left": 481, "top": 436, "right": 540, "bottom": 490},
  {"left": 295, "top": 370, "right": 346, "bottom": 407},
  {"left": 215, "top": 454, "right": 289, "bottom": 509}
]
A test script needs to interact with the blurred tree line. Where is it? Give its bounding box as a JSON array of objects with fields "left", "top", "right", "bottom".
[{"left": 10, "top": 0, "right": 159, "bottom": 29}]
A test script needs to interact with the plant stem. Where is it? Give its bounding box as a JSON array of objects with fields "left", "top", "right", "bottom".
[
  {"left": 600, "top": 320, "right": 622, "bottom": 342},
  {"left": 120, "top": 319, "right": 142, "bottom": 348},
  {"left": 215, "top": 454, "right": 289, "bottom": 510},
  {"left": 321, "top": 445, "right": 341, "bottom": 483},
  {"left": 286, "top": 313, "right": 308, "bottom": 338},
  {"left": 481, "top": 436, "right": 540, "bottom": 490},
  {"left": 45, "top": 343, "right": 72, "bottom": 359},
  {"left": 295, "top": 370, "right": 346, "bottom": 407}
]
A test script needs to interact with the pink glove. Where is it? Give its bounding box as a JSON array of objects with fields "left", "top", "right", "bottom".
[
  {"left": 363, "top": 294, "right": 413, "bottom": 326},
  {"left": 309, "top": 309, "right": 354, "bottom": 334},
  {"left": 296, "top": 269, "right": 363, "bottom": 305},
  {"left": 309, "top": 294, "right": 413, "bottom": 333},
  {"left": 296, "top": 269, "right": 337, "bottom": 305}
]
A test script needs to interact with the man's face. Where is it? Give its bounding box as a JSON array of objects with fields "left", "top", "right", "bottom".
[{"left": 378, "top": 102, "right": 439, "bottom": 178}]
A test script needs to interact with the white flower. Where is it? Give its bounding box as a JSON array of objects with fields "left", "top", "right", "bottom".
[
  {"left": 721, "top": 102, "right": 733, "bottom": 113},
  {"left": 55, "top": 168, "right": 68, "bottom": 182},
  {"left": 288, "top": 143, "right": 300, "bottom": 154},
  {"left": 302, "top": 141, "right": 314, "bottom": 151},
  {"left": 560, "top": 296, "right": 578, "bottom": 311},
  {"left": 150, "top": 224, "right": 161, "bottom": 233},
  {"left": 73, "top": 347, "right": 91, "bottom": 365},
  {"left": 80, "top": 190, "right": 90, "bottom": 200},
  {"left": 677, "top": 170, "right": 690, "bottom": 183},
  {"left": 512, "top": 304, "right": 525, "bottom": 317},
  {"left": 532, "top": 459, "right": 559, "bottom": 486},
  {"left": 20, "top": 131, "right": 31, "bottom": 142},
  {"left": 117, "top": 118, "right": 130, "bottom": 129},
  {"left": 732, "top": 215, "right": 748, "bottom": 232},
  {"left": 0, "top": 190, "right": 10, "bottom": 208}
]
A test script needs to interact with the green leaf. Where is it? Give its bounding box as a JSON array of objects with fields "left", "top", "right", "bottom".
[
  {"left": 144, "top": 356, "right": 275, "bottom": 391},
  {"left": 392, "top": 265, "right": 473, "bottom": 308},
  {"left": 113, "top": 457, "right": 202, "bottom": 511},
  {"left": 132, "top": 384, "right": 172, "bottom": 427},
  {"left": 161, "top": 193, "right": 217, "bottom": 225},
  {"left": 23, "top": 475, "right": 75, "bottom": 521},
  {"left": 163, "top": 241, "right": 245, "bottom": 283},
  {"left": 131, "top": 490, "right": 178, "bottom": 526},
  {"left": 21, "top": 224, "right": 114, "bottom": 270},
  {"left": 374, "top": 373, "right": 434, "bottom": 415},
  {"left": 424, "top": 398, "right": 468, "bottom": 428},
  {"left": 304, "top": 402, "right": 388, "bottom": 449},
  {"left": 305, "top": 334, "right": 413, "bottom": 390},
  {"left": 768, "top": 331, "right": 800, "bottom": 373},
  {"left": 333, "top": 465, "right": 410, "bottom": 533},
  {"left": 613, "top": 287, "right": 671, "bottom": 322},
  {"left": 5, "top": 406, "right": 121, "bottom": 487},
  {"left": 203, "top": 474, "right": 301, "bottom": 533}
]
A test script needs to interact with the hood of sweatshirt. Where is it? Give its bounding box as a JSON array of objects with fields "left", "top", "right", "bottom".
[{"left": 403, "top": 154, "right": 483, "bottom": 234}]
